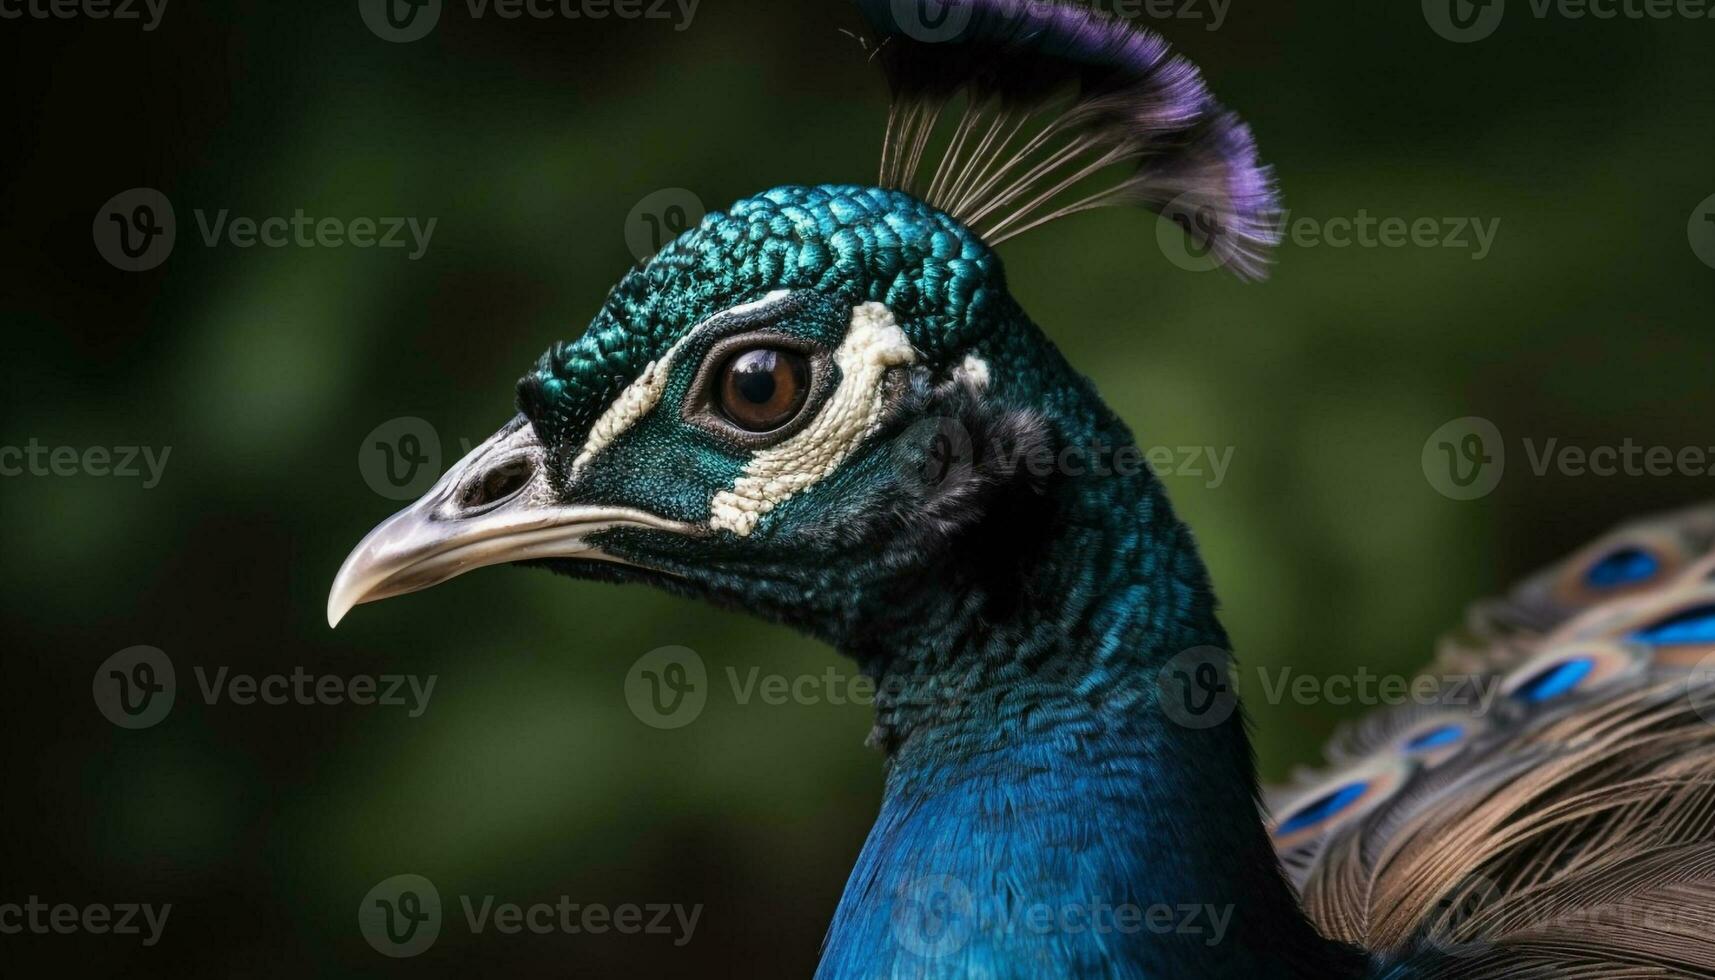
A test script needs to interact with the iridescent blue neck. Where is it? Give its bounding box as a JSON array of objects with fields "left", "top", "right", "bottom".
[{"left": 819, "top": 393, "right": 1362, "bottom": 978}]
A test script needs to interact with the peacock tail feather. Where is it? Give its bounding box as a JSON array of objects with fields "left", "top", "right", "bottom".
[{"left": 1270, "top": 505, "right": 1715, "bottom": 976}]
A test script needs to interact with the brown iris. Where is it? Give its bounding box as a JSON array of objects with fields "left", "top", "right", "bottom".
[{"left": 717, "top": 347, "right": 809, "bottom": 432}]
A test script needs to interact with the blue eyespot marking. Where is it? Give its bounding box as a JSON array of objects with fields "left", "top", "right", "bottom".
[
  {"left": 1632, "top": 603, "right": 1715, "bottom": 646},
  {"left": 1404, "top": 724, "right": 1464, "bottom": 751},
  {"left": 1512, "top": 657, "right": 1594, "bottom": 704},
  {"left": 1585, "top": 547, "right": 1660, "bottom": 588},
  {"left": 1277, "top": 781, "right": 1367, "bottom": 835}
]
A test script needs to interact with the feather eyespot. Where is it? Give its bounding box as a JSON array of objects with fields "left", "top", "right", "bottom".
[
  {"left": 716, "top": 348, "right": 809, "bottom": 433},
  {"left": 1275, "top": 782, "right": 1368, "bottom": 835},
  {"left": 1509, "top": 657, "right": 1594, "bottom": 704},
  {"left": 1584, "top": 546, "right": 1661, "bottom": 589},
  {"left": 1403, "top": 724, "right": 1464, "bottom": 751},
  {"left": 1502, "top": 641, "right": 1645, "bottom": 704},
  {"left": 1632, "top": 602, "right": 1715, "bottom": 648}
]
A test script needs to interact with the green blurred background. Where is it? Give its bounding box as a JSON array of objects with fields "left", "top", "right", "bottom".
[{"left": 2, "top": 0, "right": 1713, "bottom": 975}]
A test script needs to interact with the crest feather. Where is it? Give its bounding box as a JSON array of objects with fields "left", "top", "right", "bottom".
[{"left": 853, "top": 0, "right": 1279, "bottom": 278}]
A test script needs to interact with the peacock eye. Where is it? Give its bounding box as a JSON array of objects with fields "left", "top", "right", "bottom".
[{"left": 717, "top": 347, "right": 809, "bottom": 432}]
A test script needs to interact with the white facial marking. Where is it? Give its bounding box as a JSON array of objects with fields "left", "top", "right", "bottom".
[
  {"left": 572, "top": 290, "right": 794, "bottom": 473},
  {"left": 708, "top": 302, "right": 916, "bottom": 537},
  {"left": 956, "top": 352, "right": 991, "bottom": 389}
]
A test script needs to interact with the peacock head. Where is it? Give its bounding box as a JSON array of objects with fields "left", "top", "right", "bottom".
[{"left": 328, "top": 0, "right": 1278, "bottom": 651}]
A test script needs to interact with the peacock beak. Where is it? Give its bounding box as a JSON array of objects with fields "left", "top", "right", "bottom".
[{"left": 327, "top": 414, "right": 696, "bottom": 628}]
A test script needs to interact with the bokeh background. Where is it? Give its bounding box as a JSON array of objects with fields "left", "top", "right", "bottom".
[{"left": 3, "top": 0, "right": 1714, "bottom": 975}]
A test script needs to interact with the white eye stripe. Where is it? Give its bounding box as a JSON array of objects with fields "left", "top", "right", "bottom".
[
  {"left": 709, "top": 302, "right": 916, "bottom": 537},
  {"left": 571, "top": 290, "right": 794, "bottom": 473}
]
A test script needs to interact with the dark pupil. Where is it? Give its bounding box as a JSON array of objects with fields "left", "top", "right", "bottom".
[{"left": 732, "top": 351, "right": 779, "bottom": 405}]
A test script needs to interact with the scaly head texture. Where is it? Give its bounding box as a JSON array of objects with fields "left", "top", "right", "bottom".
[
  {"left": 518, "top": 185, "right": 1003, "bottom": 454},
  {"left": 854, "top": 0, "right": 1280, "bottom": 277}
]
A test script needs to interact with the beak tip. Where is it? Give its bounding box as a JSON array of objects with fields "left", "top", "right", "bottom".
[{"left": 327, "top": 583, "right": 355, "bottom": 629}]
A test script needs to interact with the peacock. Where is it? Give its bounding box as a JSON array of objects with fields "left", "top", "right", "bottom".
[{"left": 327, "top": 2, "right": 1715, "bottom": 976}]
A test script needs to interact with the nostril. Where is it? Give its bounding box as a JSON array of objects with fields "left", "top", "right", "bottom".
[{"left": 462, "top": 456, "right": 534, "bottom": 510}]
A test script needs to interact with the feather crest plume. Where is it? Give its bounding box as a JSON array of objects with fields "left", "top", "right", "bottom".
[{"left": 852, "top": 0, "right": 1278, "bottom": 277}]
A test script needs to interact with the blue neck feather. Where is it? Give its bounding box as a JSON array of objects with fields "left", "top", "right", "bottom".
[{"left": 816, "top": 339, "right": 1363, "bottom": 978}]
